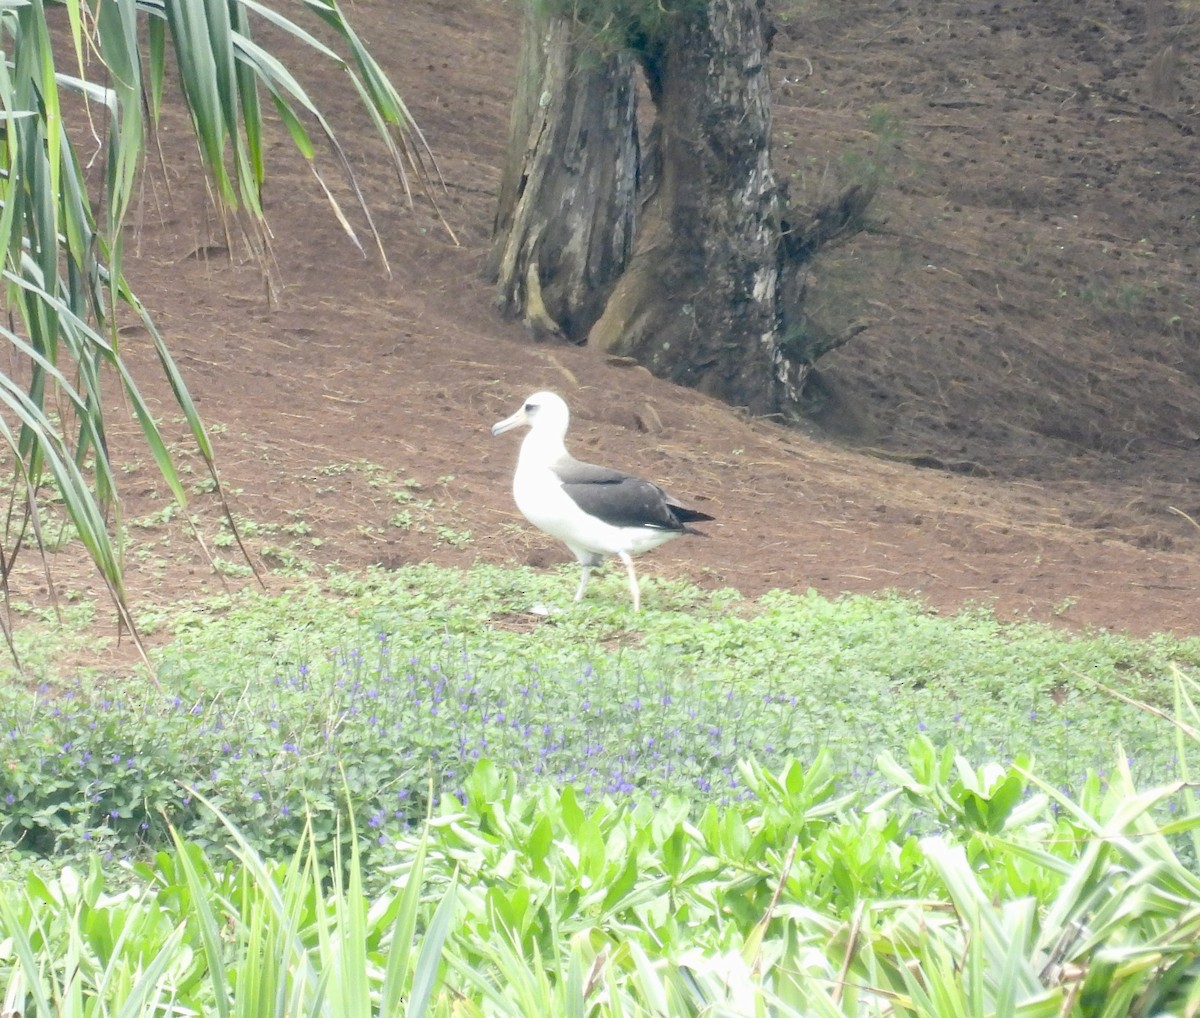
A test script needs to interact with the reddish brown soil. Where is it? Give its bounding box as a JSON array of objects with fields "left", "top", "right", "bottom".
[{"left": 20, "top": 0, "right": 1200, "bottom": 655}]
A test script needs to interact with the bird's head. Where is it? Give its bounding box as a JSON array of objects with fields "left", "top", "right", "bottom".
[{"left": 491, "top": 391, "right": 570, "bottom": 439}]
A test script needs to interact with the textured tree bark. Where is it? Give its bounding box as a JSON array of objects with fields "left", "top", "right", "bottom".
[
  {"left": 490, "top": 1, "right": 874, "bottom": 414},
  {"left": 588, "top": 0, "right": 791, "bottom": 414},
  {"left": 487, "top": 14, "right": 639, "bottom": 341}
]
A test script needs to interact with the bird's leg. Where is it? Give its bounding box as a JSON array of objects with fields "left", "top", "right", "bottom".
[
  {"left": 573, "top": 564, "right": 592, "bottom": 602},
  {"left": 618, "top": 551, "right": 641, "bottom": 612}
]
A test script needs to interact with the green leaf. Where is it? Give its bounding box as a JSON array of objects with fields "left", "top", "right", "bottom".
[{"left": 409, "top": 870, "right": 456, "bottom": 1017}]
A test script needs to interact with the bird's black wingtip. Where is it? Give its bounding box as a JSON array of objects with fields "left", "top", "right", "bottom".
[{"left": 673, "top": 507, "right": 716, "bottom": 525}]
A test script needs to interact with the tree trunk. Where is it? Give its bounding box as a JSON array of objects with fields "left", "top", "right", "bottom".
[
  {"left": 588, "top": 0, "right": 796, "bottom": 415},
  {"left": 487, "top": 14, "right": 639, "bottom": 341},
  {"left": 491, "top": 1, "right": 874, "bottom": 414}
]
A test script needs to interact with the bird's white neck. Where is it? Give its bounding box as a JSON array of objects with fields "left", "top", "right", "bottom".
[{"left": 518, "top": 427, "right": 568, "bottom": 470}]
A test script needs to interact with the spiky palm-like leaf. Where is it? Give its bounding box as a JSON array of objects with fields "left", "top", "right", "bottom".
[{"left": 0, "top": 0, "right": 435, "bottom": 660}]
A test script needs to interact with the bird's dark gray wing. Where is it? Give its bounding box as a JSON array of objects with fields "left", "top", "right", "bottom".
[
  {"left": 554, "top": 456, "right": 712, "bottom": 531},
  {"left": 552, "top": 458, "right": 632, "bottom": 487}
]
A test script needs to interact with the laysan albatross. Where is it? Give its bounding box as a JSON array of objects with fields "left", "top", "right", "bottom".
[{"left": 491, "top": 391, "right": 714, "bottom": 611}]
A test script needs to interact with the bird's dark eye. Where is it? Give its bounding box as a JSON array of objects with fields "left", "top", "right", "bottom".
[{"left": 524, "top": 402, "right": 536, "bottom": 413}]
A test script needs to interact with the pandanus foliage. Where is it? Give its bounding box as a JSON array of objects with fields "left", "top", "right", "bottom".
[{"left": 0, "top": 0, "right": 434, "bottom": 658}]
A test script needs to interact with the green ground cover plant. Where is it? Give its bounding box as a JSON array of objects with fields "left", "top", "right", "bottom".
[
  {"left": 1, "top": 565, "right": 1195, "bottom": 878},
  {"left": 1, "top": 563, "right": 1198, "bottom": 1012},
  {"left": 1, "top": 736, "right": 1197, "bottom": 1015}
]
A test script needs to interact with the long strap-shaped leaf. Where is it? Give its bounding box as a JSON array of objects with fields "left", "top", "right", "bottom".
[{"left": 3, "top": 0, "right": 438, "bottom": 663}]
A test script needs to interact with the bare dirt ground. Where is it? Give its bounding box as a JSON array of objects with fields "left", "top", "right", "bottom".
[{"left": 20, "top": 0, "right": 1200, "bottom": 658}]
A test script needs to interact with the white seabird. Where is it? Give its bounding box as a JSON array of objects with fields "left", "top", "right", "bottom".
[{"left": 491, "top": 391, "right": 714, "bottom": 611}]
